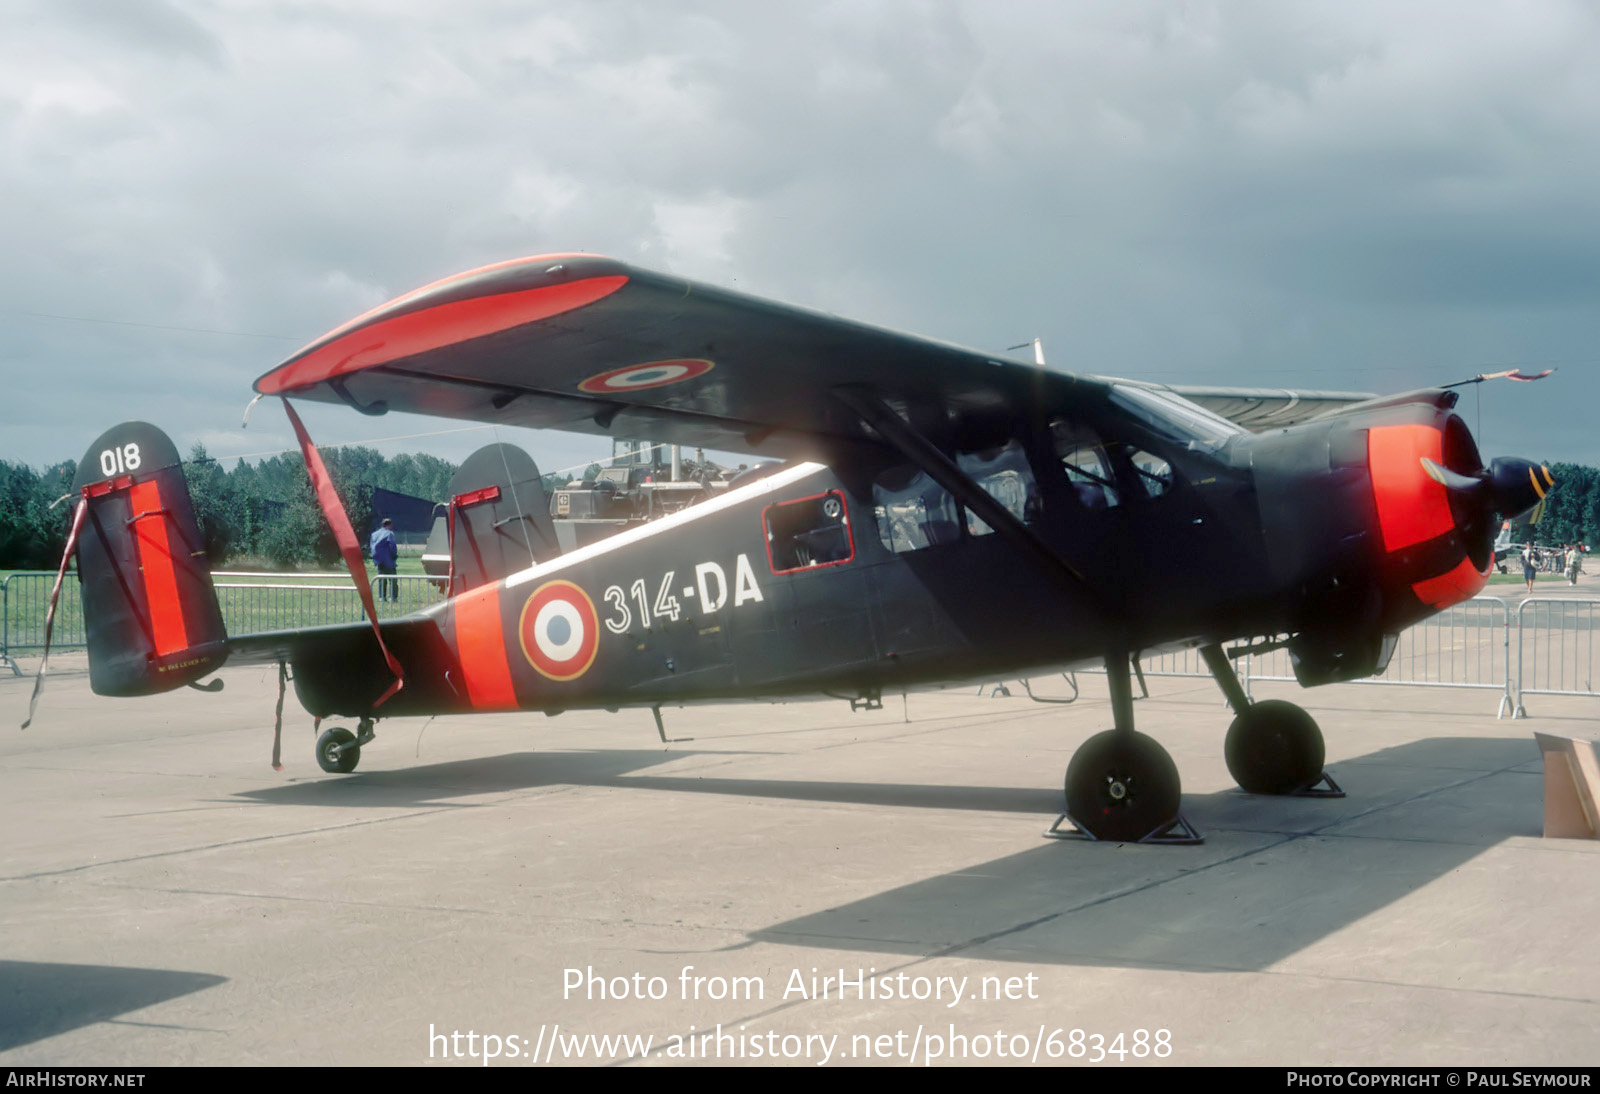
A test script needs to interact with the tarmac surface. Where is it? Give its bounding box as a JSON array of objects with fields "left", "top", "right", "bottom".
[{"left": 3, "top": 592, "right": 1599, "bottom": 1067}]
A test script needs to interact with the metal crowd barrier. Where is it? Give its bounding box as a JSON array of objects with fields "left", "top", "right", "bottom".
[
  {"left": 1246, "top": 595, "right": 1515, "bottom": 717},
  {"left": 1512, "top": 597, "right": 1600, "bottom": 717},
  {"left": 1, "top": 570, "right": 446, "bottom": 675},
  {"left": 211, "top": 572, "right": 445, "bottom": 632},
  {"left": 2, "top": 571, "right": 85, "bottom": 675},
  {"left": 1029, "top": 595, "right": 1550, "bottom": 719}
]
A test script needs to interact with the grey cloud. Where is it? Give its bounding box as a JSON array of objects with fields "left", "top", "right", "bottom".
[
  {"left": 52, "top": 0, "right": 226, "bottom": 67},
  {"left": 2, "top": 0, "right": 1598, "bottom": 474}
]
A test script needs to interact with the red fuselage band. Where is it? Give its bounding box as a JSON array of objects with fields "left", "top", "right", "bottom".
[{"left": 452, "top": 583, "right": 517, "bottom": 710}]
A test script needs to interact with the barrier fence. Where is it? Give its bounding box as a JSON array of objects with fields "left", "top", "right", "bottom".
[
  {"left": 1513, "top": 597, "right": 1600, "bottom": 717},
  {"left": 1, "top": 571, "right": 444, "bottom": 675},
  {"left": 1031, "top": 594, "right": 1596, "bottom": 719},
  {"left": 1245, "top": 595, "right": 1516, "bottom": 717},
  {"left": 3, "top": 572, "right": 1597, "bottom": 717}
]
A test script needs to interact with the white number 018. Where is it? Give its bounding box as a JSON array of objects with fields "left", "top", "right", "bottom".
[{"left": 99, "top": 443, "right": 142, "bottom": 477}]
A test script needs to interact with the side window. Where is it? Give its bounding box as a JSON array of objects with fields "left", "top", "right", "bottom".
[
  {"left": 1052, "top": 419, "right": 1120, "bottom": 510},
  {"left": 765, "top": 490, "right": 855, "bottom": 574},
  {"left": 957, "top": 440, "right": 1039, "bottom": 536},
  {"left": 1129, "top": 449, "right": 1173, "bottom": 498},
  {"left": 873, "top": 468, "right": 961, "bottom": 554}
]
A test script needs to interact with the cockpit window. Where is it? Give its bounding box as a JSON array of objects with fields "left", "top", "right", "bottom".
[
  {"left": 1051, "top": 420, "right": 1121, "bottom": 510},
  {"left": 1129, "top": 449, "right": 1174, "bottom": 498},
  {"left": 1108, "top": 384, "right": 1242, "bottom": 452}
]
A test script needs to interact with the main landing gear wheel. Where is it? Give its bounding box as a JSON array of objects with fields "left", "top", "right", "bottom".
[
  {"left": 1224, "top": 699, "right": 1324, "bottom": 795},
  {"left": 315, "top": 726, "right": 360, "bottom": 774},
  {"left": 1063, "top": 729, "right": 1182, "bottom": 842}
]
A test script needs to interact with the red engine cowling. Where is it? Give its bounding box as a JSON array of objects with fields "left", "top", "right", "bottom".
[{"left": 1366, "top": 410, "right": 1552, "bottom": 622}]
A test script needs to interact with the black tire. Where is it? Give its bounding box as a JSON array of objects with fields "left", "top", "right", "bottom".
[
  {"left": 315, "top": 726, "right": 360, "bottom": 774},
  {"left": 1224, "top": 700, "right": 1323, "bottom": 795},
  {"left": 1064, "top": 729, "right": 1182, "bottom": 842}
]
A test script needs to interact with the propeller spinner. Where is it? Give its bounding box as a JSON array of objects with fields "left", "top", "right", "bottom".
[{"left": 1421, "top": 456, "right": 1555, "bottom": 522}]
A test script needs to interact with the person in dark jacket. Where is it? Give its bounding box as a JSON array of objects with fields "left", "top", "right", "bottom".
[{"left": 369, "top": 518, "right": 399, "bottom": 603}]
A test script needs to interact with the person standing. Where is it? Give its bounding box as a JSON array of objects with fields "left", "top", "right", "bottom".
[
  {"left": 369, "top": 518, "right": 399, "bottom": 603},
  {"left": 1522, "top": 544, "right": 1539, "bottom": 594},
  {"left": 1567, "top": 544, "right": 1584, "bottom": 585}
]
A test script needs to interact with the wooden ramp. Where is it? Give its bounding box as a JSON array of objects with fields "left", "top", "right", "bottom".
[{"left": 1535, "top": 732, "right": 1600, "bottom": 839}]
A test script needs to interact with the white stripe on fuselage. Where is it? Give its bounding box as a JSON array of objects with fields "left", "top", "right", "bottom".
[{"left": 502, "top": 462, "right": 829, "bottom": 590}]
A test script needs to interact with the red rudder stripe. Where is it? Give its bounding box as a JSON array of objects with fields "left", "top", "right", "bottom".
[{"left": 128, "top": 479, "right": 190, "bottom": 656}]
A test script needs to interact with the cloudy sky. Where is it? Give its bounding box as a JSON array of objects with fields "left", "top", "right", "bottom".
[{"left": 4, "top": 0, "right": 1598, "bottom": 481}]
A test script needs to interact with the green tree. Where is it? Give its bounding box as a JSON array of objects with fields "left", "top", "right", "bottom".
[
  {"left": 0, "top": 460, "right": 75, "bottom": 569},
  {"left": 257, "top": 472, "right": 326, "bottom": 569},
  {"left": 184, "top": 444, "right": 235, "bottom": 563}
]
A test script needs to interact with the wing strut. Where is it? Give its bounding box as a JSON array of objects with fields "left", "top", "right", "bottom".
[
  {"left": 830, "top": 385, "right": 1107, "bottom": 617},
  {"left": 282, "top": 399, "right": 405, "bottom": 709},
  {"left": 19, "top": 494, "right": 89, "bottom": 728}
]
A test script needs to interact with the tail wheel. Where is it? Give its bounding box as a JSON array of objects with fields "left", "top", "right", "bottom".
[
  {"left": 1224, "top": 700, "right": 1324, "bottom": 795},
  {"left": 1064, "top": 729, "right": 1182, "bottom": 842},
  {"left": 315, "top": 726, "right": 361, "bottom": 774}
]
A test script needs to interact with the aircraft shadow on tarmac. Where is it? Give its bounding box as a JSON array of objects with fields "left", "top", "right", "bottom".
[
  {"left": 0, "top": 960, "right": 226, "bottom": 1052},
  {"left": 228, "top": 737, "right": 1547, "bottom": 973},
  {"left": 228, "top": 746, "right": 1064, "bottom": 813},
  {"left": 743, "top": 736, "right": 1546, "bottom": 973}
]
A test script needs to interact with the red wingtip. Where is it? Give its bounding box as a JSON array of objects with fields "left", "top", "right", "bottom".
[{"left": 256, "top": 253, "right": 627, "bottom": 395}]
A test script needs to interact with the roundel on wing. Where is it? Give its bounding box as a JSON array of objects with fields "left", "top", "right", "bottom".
[
  {"left": 518, "top": 580, "right": 600, "bottom": 681},
  {"left": 577, "top": 358, "right": 713, "bottom": 394}
]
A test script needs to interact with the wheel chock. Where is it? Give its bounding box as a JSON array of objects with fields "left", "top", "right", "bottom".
[
  {"left": 1291, "top": 771, "right": 1345, "bottom": 798},
  {"left": 1044, "top": 812, "right": 1203, "bottom": 845}
]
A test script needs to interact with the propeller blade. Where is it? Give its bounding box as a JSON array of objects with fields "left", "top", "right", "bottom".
[{"left": 1420, "top": 457, "right": 1484, "bottom": 495}]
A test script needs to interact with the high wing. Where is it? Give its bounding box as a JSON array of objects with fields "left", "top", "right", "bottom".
[
  {"left": 1121, "top": 382, "right": 1377, "bottom": 431},
  {"left": 256, "top": 253, "right": 1379, "bottom": 448},
  {"left": 255, "top": 254, "right": 1110, "bottom": 458}
]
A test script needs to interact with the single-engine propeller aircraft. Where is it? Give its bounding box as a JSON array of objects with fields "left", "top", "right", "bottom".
[{"left": 27, "top": 254, "right": 1557, "bottom": 843}]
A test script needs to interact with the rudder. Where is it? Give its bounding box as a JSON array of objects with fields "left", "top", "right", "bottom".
[{"left": 72, "top": 422, "right": 228, "bottom": 695}]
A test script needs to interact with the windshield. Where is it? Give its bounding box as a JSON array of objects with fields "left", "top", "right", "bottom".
[{"left": 1108, "top": 384, "right": 1243, "bottom": 453}]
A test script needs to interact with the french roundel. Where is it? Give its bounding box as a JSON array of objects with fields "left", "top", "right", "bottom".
[
  {"left": 577, "top": 358, "right": 713, "bottom": 394},
  {"left": 518, "top": 580, "right": 600, "bottom": 681}
]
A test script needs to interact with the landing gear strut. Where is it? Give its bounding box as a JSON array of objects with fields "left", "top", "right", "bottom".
[
  {"left": 1201, "top": 645, "right": 1342, "bottom": 797},
  {"left": 315, "top": 717, "right": 376, "bottom": 774},
  {"left": 1050, "top": 651, "right": 1200, "bottom": 843}
]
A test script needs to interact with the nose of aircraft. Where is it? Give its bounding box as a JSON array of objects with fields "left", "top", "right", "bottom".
[
  {"left": 1489, "top": 457, "right": 1556, "bottom": 518},
  {"left": 1421, "top": 455, "right": 1555, "bottom": 523},
  {"left": 1365, "top": 418, "right": 1552, "bottom": 614}
]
